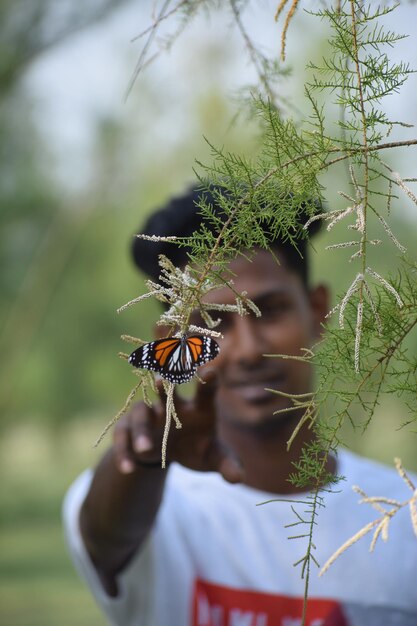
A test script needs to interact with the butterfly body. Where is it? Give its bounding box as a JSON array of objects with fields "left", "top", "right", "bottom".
[{"left": 128, "top": 335, "right": 220, "bottom": 384}]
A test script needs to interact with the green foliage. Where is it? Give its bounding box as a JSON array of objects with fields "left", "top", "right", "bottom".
[
  {"left": 118, "top": 2, "right": 417, "bottom": 619},
  {"left": 191, "top": 100, "right": 326, "bottom": 263},
  {"left": 132, "top": 0, "right": 416, "bottom": 393},
  {"left": 308, "top": 4, "right": 412, "bottom": 144},
  {"left": 310, "top": 260, "right": 417, "bottom": 447}
]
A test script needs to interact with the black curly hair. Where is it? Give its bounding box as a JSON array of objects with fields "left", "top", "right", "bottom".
[{"left": 131, "top": 185, "right": 322, "bottom": 287}]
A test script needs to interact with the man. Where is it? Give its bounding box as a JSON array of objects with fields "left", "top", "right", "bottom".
[{"left": 64, "top": 188, "right": 417, "bottom": 626}]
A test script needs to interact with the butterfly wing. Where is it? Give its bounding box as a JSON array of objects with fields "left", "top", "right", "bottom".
[
  {"left": 128, "top": 335, "right": 220, "bottom": 384},
  {"left": 128, "top": 338, "right": 183, "bottom": 382},
  {"left": 186, "top": 335, "right": 220, "bottom": 366}
]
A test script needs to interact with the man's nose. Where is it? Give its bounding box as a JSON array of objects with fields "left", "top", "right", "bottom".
[{"left": 227, "top": 315, "right": 264, "bottom": 365}]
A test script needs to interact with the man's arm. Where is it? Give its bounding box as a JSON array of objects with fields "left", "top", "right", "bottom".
[
  {"left": 78, "top": 372, "right": 243, "bottom": 597},
  {"left": 80, "top": 446, "right": 166, "bottom": 596}
]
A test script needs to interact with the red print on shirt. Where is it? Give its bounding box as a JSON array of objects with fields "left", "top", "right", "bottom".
[{"left": 192, "top": 579, "right": 349, "bottom": 626}]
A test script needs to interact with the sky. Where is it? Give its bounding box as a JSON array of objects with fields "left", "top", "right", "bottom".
[{"left": 23, "top": 1, "right": 417, "bottom": 198}]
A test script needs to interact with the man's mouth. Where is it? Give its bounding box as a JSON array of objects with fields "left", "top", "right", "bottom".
[{"left": 228, "top": 374, "right": 286, "bottom": 404}]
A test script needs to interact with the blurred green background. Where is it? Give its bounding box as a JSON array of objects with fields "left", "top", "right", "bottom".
[{"left": 1, "top": 2, "right": 416, "bottom": 625}]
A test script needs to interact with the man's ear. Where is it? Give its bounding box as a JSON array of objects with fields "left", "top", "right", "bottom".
[{"left": 309, "top": 284, "right": 330, "bottom": 339}]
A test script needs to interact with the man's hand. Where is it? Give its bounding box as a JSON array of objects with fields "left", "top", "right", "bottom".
[{"left": 113, "top": 369, "right": 243, "bottom": 484}]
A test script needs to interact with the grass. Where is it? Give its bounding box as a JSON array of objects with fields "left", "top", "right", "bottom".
[
  {"left": 0, "top": 525, "right": 104, "bottom": 626},
  {"left": 0, "top": 418, "right": 107, "bottom": 626}
]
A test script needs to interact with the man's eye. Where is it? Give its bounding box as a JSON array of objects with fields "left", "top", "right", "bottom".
[
  {"left": 189, "top": 312, "right": 204, "bottom": 327},
  {"left": 261, "top": 301, "right": 291, "bottom": 318},
  {"left": 217, "top": 315, "right": 232, "bottom": 332}
]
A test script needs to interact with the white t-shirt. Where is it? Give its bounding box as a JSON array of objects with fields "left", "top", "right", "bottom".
[{"left": 63, "top": 449, "right": 417, "bottom": 626}]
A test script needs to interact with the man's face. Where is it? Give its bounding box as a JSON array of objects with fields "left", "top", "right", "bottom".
[{"left": 198, "top": 249, "right": 328, "bottom": 431}]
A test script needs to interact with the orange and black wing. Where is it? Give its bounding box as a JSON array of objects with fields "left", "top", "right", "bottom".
[
  {"left": 186, "top": 335, "right": 220, "bottom": 366},
  {"left": 129, "top": 335, "right": 219, "bottom": 384}
]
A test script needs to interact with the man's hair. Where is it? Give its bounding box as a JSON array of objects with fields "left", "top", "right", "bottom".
[{"left": 132, "top": 186, "right": 322, "bottom": 286}]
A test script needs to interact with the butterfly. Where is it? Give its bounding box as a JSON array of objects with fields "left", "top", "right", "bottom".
[{"left": 128, "top": 334, "right": 220, "bottom": 384}]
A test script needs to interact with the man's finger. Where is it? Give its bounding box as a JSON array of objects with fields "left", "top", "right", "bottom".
[
  {"left": 131, "top": 416, "right": 155, "bottom": 455},
  {"left": 195, "top": 368, "right": 218, "bottom": 406},
  {"left": 113, "top": 422, "right": 135, "bottom": 474}
]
